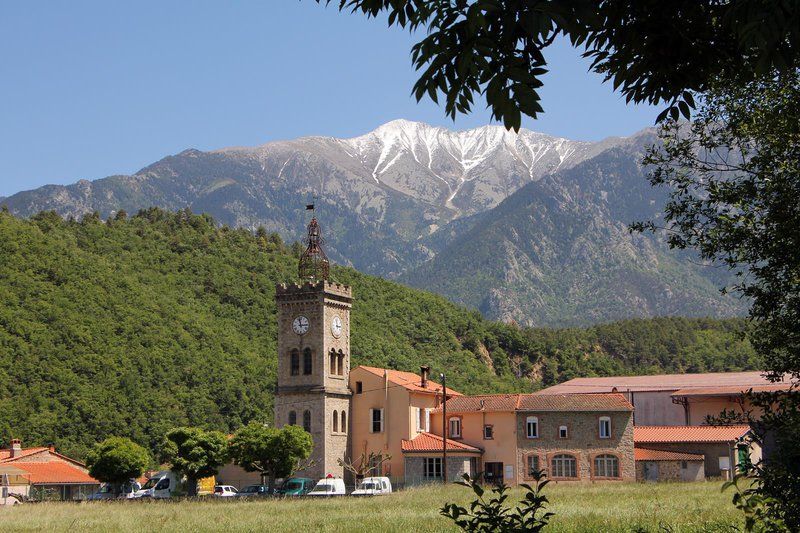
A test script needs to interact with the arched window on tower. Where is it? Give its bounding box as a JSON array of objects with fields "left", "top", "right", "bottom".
[
  {"left": 337, "top": 350, "right": 345, "bottom": 376},
  {"left": 303, "top": 410, "right": 311, "bottom": 432},
  {"left": 341, "top": 410, "right": 347, "bottom": 433},
  {"left": 329, "top": 350, "right": 337, "bottom": 377},
  {"left": 303, "top": 348, "right": 312, "bottom": 375},
  {"left": 290, "top": 349, "right": 299, "bottom": 376},
  {"left": 333, "top": 410, "right": 339, "bottom": 432},
  {"left": 288, "top": 411, "right": 297, "bottom": 426}
]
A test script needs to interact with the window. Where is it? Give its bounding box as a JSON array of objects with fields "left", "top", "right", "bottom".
[
  {"left": 558, "top": 425, "right": 569, "bottom": 439},
  {"left": 288, "top": 411, "right": 297, "bottom": 425},
  {"left": 329, "top": 351, "right": 337, "bottom": 376},
  {"left": 527, "top": 455, "right": 540, "bottom": 476},
  {"left": 303, "top": 410, "right": 311, "bottom": 433},
  {"left": 416, "top": 408, "right": 430, "bottom": 432},
  {"left": 551, "top": 454, "right": 577, "bottom": 478},
  {"left": 526, "top": 416, "right": 539, "bottom": 439},
  {"left": 341, "top": 410, "right": 347, "bottom": 433},
  {"left": 290, "top": 350, "right": 299, "bottom": 376},
  {"left": 483, "top": 425, "right": 494, "bottom": 440},
  {"left": 594, "top": 454, "right": 619, "bottom": 478},
  {"left": 333, "top": 410, "right": 339, "bottom": 433},
  {"left": 303, "top": 348, "right": 312, "bottom": 375},
  {"left": 356, "top": 381, "right": 363, "bottom": 394},
  {"left": 337, "top": 351, "right": 345, "bottom": 376},
  {"left": 370, "top": 408, "right": 384, "bottom": 433},
  {"left": 599, "top": 417, "right": 611, "bottom": 439},
  {"left": 449, "top": 417, "right": 461, "bottom": 438},
  {"left": 424, "top": 457, "right": 442, "bottom": 479}
]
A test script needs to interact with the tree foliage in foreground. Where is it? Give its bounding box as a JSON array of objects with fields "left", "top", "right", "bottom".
[
  {"left": 0, "top": 208, "right": 759, "bottom": 459},
  {"left": 161, "top": 427, "right": 229, "bottom": 497},
  {"left": 85, "top": 437, "right": 150, "bottom": 491},
  {"left": 638, "top": 69, "right": 800, "bottom": 530},
  {"left": 322, "top": 1, "right": 800, "bottom": 129},
  {"left": 228, "top": 423, "right": 313, "bottom": 490}
]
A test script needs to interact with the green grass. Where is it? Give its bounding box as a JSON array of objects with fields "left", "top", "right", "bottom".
[{"left": 3, "top": 482, "right": 741, "bottom": 532}]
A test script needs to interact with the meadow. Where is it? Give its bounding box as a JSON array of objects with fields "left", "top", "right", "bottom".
[{"left": 3, "top": 481, "right": 741, "bottom": 532}]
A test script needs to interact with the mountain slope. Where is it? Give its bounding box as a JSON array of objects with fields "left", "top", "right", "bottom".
[{"left": 1, "top": 120, "right": 746, "bottom": 325}]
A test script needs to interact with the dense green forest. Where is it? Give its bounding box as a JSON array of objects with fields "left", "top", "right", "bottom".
[{"left": 0, "top": 209, "right": 760, "bottom": 458}]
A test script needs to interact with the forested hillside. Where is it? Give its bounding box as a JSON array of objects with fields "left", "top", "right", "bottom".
[{"left": 0, "top": 209, "right": 760, "bottom": 459}]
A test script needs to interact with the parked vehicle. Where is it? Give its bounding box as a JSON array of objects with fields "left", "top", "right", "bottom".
[
  {"left": 213, "top": 485, "right": 238, "bottom": 497},
  {"left": 277, "top": 477, "right": 313, "bottom": 496},
  {"left": 235, "top": 484, "right": 275, "bottom": 498},
  {"left": 307, "top": 477, "right": 346, "bottom": 497},
  {"left": 87, "top": 480, "right": 141, "bottom": 500},
  {"left": 132, "top": 471, "right": 179, "bottom": 499},
  {"left": 351, "top": 477, "right": 392, "bottom": 496}
]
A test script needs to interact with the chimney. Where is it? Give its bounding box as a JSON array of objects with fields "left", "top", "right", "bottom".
[
  {"left": 48, "top": 443, "right": 56, "bottom": 453},
  {"left": 10, "top": 439, "right": 22, "bottom": 458},
  {"left": 420, "top": 366, "right": 430, "bottom": 389}
]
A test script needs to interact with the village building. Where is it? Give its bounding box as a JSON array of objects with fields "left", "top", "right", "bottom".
[
  {"left": 633, "top": 448, "right": 705, "bottom": 482},
  {"left": 0, "top": 439, "right": 99, "bottom": 502}
]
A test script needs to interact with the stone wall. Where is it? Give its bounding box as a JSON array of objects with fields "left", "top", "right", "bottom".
[
  {"left": 635, "top": 460, "right": 704, "bottom": 482},
  {"left": 404, "top": 455, "right": 477, "bottom": 486}
]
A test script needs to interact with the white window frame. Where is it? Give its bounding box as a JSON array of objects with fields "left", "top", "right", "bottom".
[
  {"left": 559, "top": 425, "right": 569, "bottom": 439},
  {"left": 370, "top": 408, "right": 384, "bottom": 433},
  {"left": 526, "top": 416, "right": 539, "bottom": 439},
  {"left": 599, "top": 416, "right": 611, "bottom": 439},
  {"left": 415, "top": 407, "right": 430, "bottom": 432},
  {"left": 483, "top": 424, "right": 493, "bottom": 440},
  {"left": 448, "top": 417, "right": 461, "bottom": 438},
  {"left": 594, "top": 454, "right": 619, "bottom": 478},
  {"left": 424, "top": 457, "right": 442, "bottom": 479}
]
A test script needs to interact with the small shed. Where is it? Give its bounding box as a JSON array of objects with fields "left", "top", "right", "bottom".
[{"left": 635, "top": 448, "right": 704, "bottom": 482}]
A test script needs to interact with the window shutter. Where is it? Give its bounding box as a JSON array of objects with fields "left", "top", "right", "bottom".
[
  {"left": 425, "top": 409, "right": 431, "bottom": 432},
  {"left": 369, "top": 409, "right": 374, "bottom": 433},
  {"left": 379, "top": 409, "right": 384, "bottom": 433},
  {"left": 415, "top": 407, "right": 421, "bottom": 431}
]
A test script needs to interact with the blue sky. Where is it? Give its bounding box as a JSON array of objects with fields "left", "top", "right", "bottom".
[{"left": 0, "top": 1, "right": 659, "bottom": 197}]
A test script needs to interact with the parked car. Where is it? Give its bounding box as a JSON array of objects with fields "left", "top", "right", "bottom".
[
  {"left": 307, "top": 477, "right": 346, "bottom": 497},
  {"left": 213, "top": 485, "right": 238, "bottom": 497},
  {"left": 277, "top": 477, "right": 314, "bottom": 496},
  {"left": 351, "top": 477, "right": 392, "bottom": 496},
  {"left": 132, "top": 471, "right": 179, "bottom": 499},
  {"left": 235, "top": 484, "right": 275, "bottom": 498},
  {"left": 87, "top": 480, "right": 141, "bottom": 500}
]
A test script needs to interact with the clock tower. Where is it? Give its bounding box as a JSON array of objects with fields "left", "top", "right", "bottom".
[{"left": 274, "top": 215, "right": 352, "bottom": 480}]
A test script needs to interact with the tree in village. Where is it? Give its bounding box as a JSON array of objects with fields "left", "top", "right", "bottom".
[
  {"left": 161, "top": 427, "right": 229, "bottom": 497},
  {"left": 635, "top": 69, "right": 800, "bottom": 530},
  {"left": 338, "top": 450, "right": 392, "bottom": 481},
  {"left": 228, "top": 423, "right": 313, "bottom": 491},
  {"left": 85, "top": 437, "right": 151, "bottom": 495},
  {"left": 321, "top": 1, "right": 800, "bottom": 129}
]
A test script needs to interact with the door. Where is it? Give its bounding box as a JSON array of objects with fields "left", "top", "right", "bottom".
[
  {"left": 643, "top": 461, "right": 659, "bottom": 482},
  {"left": 737, "top": 445, "right": 750, "bottom": 473},
  {"left": 484, "top": 462, "right": 504, "bottom": 485}
]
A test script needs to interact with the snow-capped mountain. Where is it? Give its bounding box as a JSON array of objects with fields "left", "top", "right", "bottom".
[{"left": 0, "top": 120, "right": 746, "bottom": 326}]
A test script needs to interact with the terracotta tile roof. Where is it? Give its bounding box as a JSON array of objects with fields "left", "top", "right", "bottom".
[
  {"left": 536, "top": 371, "right": 785, "bottom": 394},
  {"left": 672, "top": 383, "right": 795, "bottom": 397},
  {"left": 634, "top": 425, "right": 751, "bottom": 444},
  {"left": 10, "top": 462, "right": 98, "bottom": 485},
  {"left": 401, "top": 432, "right": 482, "bottom": 454},
  {"left": 356, "top": 366, "right": 462, "bottom": 396},
  {"left": 435, "top": 393, "right": 632, "bottom": 413},
  {"left": 0, "top": 447, "right": 49, "bottom": 462},
  {"left": 634, "top": 448, "right": 704, "bottom": 461}
]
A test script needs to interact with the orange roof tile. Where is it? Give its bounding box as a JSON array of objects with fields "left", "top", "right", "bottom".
[
  {"left": 672, "top": 383, "right": 795, "bottom": 397},
  {"left": 401, "top": 432, "right": 482, "bottom": 454},
  {"left": 536, "top": 371, "right": 786, "bottom": 394},
  {"left": 11, "top": 462, "right": 98, "bottom": 485},
  {"left": 634, "top": 448, "right": 704, "bottom": 461},
  {"left": 356, "top": 366, "right": 462, "bottom": 396},
  {"left": 634, "top": 425, "right": 751, "bottom": 444},
  {"left": 436, "top": 393, "right": 632, "bottom": 413},
  {"left": 0, "top": 447, "right": 49, "bottom": 462}
]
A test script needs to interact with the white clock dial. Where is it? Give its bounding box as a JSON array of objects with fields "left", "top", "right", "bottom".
[
  {"left": 331, "top": 315, "right": 342, "bottom": 338},
  {"left": 292, "top": 316, "right": 309, "bottom": 335}
]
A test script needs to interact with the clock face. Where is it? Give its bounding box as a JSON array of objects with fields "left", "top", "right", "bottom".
[
  {"left": 292, "top": 316, "right": 309, "bottom": 335},
  {"left": 331, "top": 315, "right": 343, "bottom": 338}
]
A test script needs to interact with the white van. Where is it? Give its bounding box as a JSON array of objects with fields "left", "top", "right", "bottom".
[
  {"left": 307, "top": 477, "right": 346, "bottom": 497},
  {"left": 351, "top": 477, "right": 392, "bottom": 496},
  {"left": 132, "top": 471, "right": 179, "bottom": 499}
]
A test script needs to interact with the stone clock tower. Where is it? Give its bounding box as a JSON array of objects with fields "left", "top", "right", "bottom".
[{"left": 274, "top": 214, "right": 352, "bottom": 480}]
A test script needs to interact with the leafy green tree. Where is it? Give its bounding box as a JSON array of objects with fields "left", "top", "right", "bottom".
[
  {"left": 637, "top": 69, "right": 800, "bottom": 529},
  {"left": 228, "top": 423, "right": 313, "bottom": 491},
  {"left": 85, "top": 437, "right": 150, "bottom": 495},
  {"left": 161, "top": 427, "right": 229, "bottom": 497},
  {"left": 322, "top": 1, "right": 799, "bottom": 129}
]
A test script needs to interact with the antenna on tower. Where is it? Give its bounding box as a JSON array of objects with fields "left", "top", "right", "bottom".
[{"left": 298, "top": 202, "right": 330, "bottom": 281}]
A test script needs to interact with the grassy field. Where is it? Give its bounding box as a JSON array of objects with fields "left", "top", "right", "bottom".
[{"left": 2, "top": 481, "right": 741, "bottom": 532}]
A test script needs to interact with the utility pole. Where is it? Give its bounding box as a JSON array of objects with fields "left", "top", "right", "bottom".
[{"left": 441, "top": 372, "right": 447, "bottom": 484}]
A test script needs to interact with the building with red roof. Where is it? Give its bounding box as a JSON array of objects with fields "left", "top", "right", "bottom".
[{"left": 0, "top": 439, "right": 99, "bottom": 502}]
